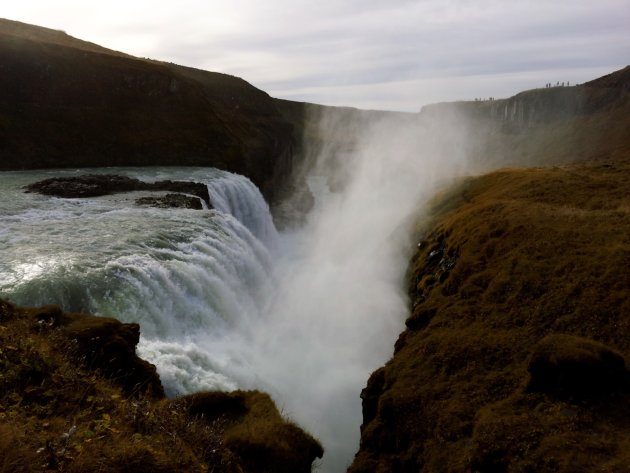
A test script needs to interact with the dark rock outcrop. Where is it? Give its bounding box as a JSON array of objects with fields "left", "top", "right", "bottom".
[
  {"left": 30, "top": 303, "right": 164, "bottom": 398},
  {"left": 135, "top": 193, "right": 204, "bottom": 209},
  {"left": 25, "top": 174, "right": 211, "bottom": 207}
]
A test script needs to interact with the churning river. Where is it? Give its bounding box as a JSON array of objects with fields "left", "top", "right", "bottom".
[{"left": 0, "top": 165, "right": 416, "bottom": 472}]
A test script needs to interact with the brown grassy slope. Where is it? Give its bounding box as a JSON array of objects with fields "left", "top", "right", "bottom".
[
  {"left": 0, "top": 18, "right": 293, "bottom": 200},
  {"left": 349, "top": 153, "right": 630, "bottom": 473},
  {"left": 0, "top": 300, "right": 322, "bottom": 473}
]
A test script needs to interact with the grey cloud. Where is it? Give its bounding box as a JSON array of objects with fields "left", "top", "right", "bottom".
[{"left": 6, "top": 0, "right": 628, "bottom": 110}]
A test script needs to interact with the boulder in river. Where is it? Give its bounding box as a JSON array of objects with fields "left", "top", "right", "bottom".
[{"left": 24, "top": 174, "right": 211, "bottom": 207}]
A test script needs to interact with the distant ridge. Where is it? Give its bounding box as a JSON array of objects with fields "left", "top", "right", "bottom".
[{"left": 0, "top": 18, "right": 133, "bottom": 58}]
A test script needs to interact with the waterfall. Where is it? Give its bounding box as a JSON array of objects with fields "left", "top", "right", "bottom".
[
  {"left": 206, "top": 173, "right": 278, "bottom": 247},
  {"left": 0, "top": 167, "right": 277, "bottom": 396}
]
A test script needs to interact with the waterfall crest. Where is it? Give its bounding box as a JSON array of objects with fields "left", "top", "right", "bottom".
[{"left": 206, "top": 173, "right": 278, "bottom": 247}]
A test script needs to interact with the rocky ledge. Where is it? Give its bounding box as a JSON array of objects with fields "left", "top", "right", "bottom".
[
  {"left": 0, "top": 299, "right": 322, "bottom": 472},
  {"left": 25, "top": 174, "right": 211, "bottom": 209},
  {"left": 27, "top": 303, "right": 164, "bottom": 398}
]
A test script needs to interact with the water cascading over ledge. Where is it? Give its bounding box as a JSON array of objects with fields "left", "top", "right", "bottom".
[{"left": 0, "top": 168, "right": 274, "bottom": 392}]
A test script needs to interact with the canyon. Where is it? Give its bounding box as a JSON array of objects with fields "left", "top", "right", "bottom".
[{"left": 1, "top": 17, "right": 630, "bottom": 473}]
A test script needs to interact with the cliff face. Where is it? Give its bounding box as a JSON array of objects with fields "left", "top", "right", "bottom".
[
  {"left": 273, "top": 98, "right": 414, "bottom": 196},
  {"left": 488, "top": 66, "right": 630, "bottom": 127},
  {"left": 0, "top": 19, "right": 293, "bottom": 200}
]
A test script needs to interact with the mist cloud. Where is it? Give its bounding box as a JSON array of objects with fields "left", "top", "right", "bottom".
[{"left": 217, "top": 105, "right": 482, "bottom": 472}]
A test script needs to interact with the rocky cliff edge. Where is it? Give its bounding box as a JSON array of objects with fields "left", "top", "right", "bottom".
[{"left": 0, "top": 299, "right": 322, "bottom": 473}]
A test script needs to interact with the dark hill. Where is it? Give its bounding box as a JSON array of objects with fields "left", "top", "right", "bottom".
[
  {"left": 0, "top": 18, "right": 293, "bottom": 200},
  {"left": 0, "top": 18, "right": 133, "bottom": 57}
]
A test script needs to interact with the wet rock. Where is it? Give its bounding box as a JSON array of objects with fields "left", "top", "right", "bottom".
[
  {"left": 135, "top": 193, "right": 205, "bottom": 209},
  {"left": 427, "top": 247, "right": 444, "bottom": 265},
  {"left": 25, "top": 174, "right": 210, "bottom": 206},
  {"left": 409, "top": 232, "right": 458, "bottom": 305},
  {"left": 26, "top": 174, "right": 143, "bottom": 198},
  {"left": 527, "top": 334, "right": 629, "bottom": 398},
  {"left": 269, "top": 176, "right": 315, "bottom": 230},
  {"left": 405, "top": 307, "right": 438, "bottom": 331},
  {"left": 147, "top": 180, "right": 210, "bottom": 206}
]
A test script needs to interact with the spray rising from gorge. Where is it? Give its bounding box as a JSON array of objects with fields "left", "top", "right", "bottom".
[
  {"left": 239, "top": 109, "right": 479, "bottom": 471},
  {"left": 0, "top": 108, "right": 479, "bottom": 472}
]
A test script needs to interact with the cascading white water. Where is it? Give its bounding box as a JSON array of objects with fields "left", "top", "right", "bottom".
[
  {"left": 0, "top": 167, "right": 276, "bottom": 395},
  {"left": 206, "top": 173, "right": 279, "bottom": 248},
  {"left": 229, "top": 110, "right": 475, "bottom": 472}
]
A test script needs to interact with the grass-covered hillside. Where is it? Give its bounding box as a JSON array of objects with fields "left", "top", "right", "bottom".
[
  {"left": 349, "top": 67, "right": 630, "bottom": 473},
  {"left": 349, "top": 65, "right": 630, "bottom": 473},
  {"left": 350, "top": 151, "right": 630, "bottom": 472}
]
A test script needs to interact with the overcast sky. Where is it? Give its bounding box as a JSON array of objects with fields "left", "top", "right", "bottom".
[{"left": 3, "top": 0, "right": 629, "bottom": 111}]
